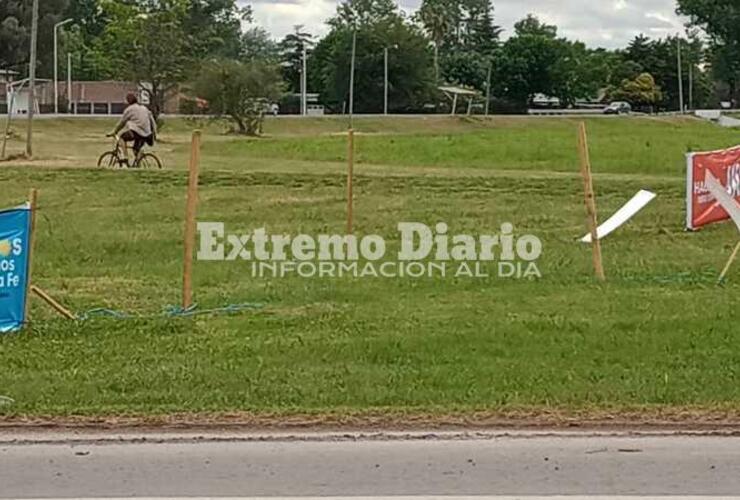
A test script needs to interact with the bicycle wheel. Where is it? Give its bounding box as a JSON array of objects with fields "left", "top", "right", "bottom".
[
  {"left": 97, "top": 151, "right": 120, "bottom": 168},
  {"left": 135, "top": 153, "right": 163, "bottom": 169}
]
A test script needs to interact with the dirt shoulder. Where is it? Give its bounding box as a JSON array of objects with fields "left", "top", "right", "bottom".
[{"left": 4, "top": 408, "right": 740, "bottom": 433}]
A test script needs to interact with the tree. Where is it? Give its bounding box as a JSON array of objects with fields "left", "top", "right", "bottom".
[
  {"left": 99, "top": 0, "right": 191, "bottom": 118},
  {"left": 310, "top": 3, "right": 435, "bottom": 113},
  {"left": 610, "top": 73, "right": 662, "bottom": 110},
  {"left": 417, "top": 0, "right": 500, "bottom": 88},
  {"left": 279, "top": 25, "right": 314, "bottom": 94},
  {"left": 193, "top": 59, "right": 283, "bottom": 136},
  {"left": 678, "top": 0, "right": 740, "bottom": 104},
  {"left": 514, "top": 14, "right": 557, "bottom": 38},
  {"left": 240, "top": 26, "right": 279, "bottom": 63},
  {"left": 0, "top": 0, "right": 70, "bottom": 76},
  {"left": 417, "top": 0, "right": 454, "bottom": 81},
  {"left": 184, "top": 0, "right": 251, "bottom": 60},
  {"left": 331, "top": 0, "right": 399, "bottom": 28}
]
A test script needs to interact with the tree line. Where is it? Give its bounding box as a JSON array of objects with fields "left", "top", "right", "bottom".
[{"left": 1, "top": 0, "right": 738, "bottom": 133}]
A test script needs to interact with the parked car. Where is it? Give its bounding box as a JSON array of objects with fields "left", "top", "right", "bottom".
[{"left": 603, "top": 101, "right": 632, "bottom": 115}]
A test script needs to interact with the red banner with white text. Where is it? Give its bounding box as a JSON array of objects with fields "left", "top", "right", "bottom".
[{"left": 686, "top": 146, "right": 740, "bottom": 230}]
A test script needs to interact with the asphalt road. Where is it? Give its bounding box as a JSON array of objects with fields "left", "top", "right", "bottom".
[{"left": 2, "top": 430, "right": 740, "bottom": 498}]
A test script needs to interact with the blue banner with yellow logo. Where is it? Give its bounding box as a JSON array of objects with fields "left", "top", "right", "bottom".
[{"left": 0, "top": 204, "right": 31, "bottom": 333}]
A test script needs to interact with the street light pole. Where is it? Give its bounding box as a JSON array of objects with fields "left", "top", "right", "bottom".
[
  {"left": 689, "top": 61, "right": 694, "bottom": 111},
  {"left": 67, "top": 53, "right": 73, "bottom": 114},
  {"left": 485, "top": 62, "right": 492, "bottom": 116},
  {"left": 26, "top": 0, "right": 39, "bottom": 157},
  {"left": 384, "top": 47, "right": 389, "bottom": 115},
  {"left": 54, "top": 18, "right": 73, "bottom": 115},
  {"left": 677, "top": 36, "right": 684, "bottom": 113},
  {"left": 301, "top": 46, "right": 307, "bottom": 116}
]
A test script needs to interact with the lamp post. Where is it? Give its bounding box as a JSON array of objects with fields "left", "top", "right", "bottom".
[
  {"left": 67, "top": 53, "right": 73, "bottom": 114},
  {"left": 54, "top": 18, "right": 73, "bottom": 115},
  {"left": 384, "top": 47, "right": 389, "bottom": 115},
  {"left": 485, "top": 61, "right": 493, "bottom": 116},
  {"left": 26, "top": 0, "right": 39, "bottom": 157},
  {"left": 301, "top": 45, "right": 308, "bottom": 116},
  {"left": 676, "top": 35, "right": 684, "bottom": 113},
  {"left": 384, "top": 44, "right": 399, "bottom": 116}
]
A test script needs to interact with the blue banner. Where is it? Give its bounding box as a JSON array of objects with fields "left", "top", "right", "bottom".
[{"left": 0, "top": 205, "right": 31, "bottom": 333}]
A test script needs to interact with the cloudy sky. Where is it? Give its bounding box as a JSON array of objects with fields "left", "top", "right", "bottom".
[{"left": 246, "top": 0, "right": 687, "bottom": 49}]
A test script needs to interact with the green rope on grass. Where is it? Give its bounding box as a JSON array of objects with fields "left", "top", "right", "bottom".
[{"left": 77, "top": 303, "right": 264, "bottom": 321}]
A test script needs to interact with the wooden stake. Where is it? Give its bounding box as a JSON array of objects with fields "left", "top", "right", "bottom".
[
  {"left": 718, "top": 241, "right": 740, "bottom": 284},
  {"left": 347, "top": 128, "right": 355, "bottom": 235},
  {"left": 24, "top": 188, "right": 38, "bottom": 326},
  {"left": 182, "top": 131, "right": 201, "bottom": 309},
  {"left": 577, "top": 123, "right": 606, "bottom": 281},
  {"left": 31, "top": 285, "right": 76, "bottom": 320}
]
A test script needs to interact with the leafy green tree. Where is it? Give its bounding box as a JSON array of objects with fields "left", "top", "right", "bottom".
[
  {"left": 617, "top": 34, "right": 712, "bottom": 110},
  {"left": 492, "top": 16, "right": 607, "bottom": 108},
  {"left": 417, "top": 0, "right": 500, "bottom": 89},
  {"left": 416, "top": 0, "right": 453, "bottom": 81},
  {"left": 513, "top": 14, "right": 557, "bottom": 38},
  {"left": 99, "top": 0, "right": 190, "bottom": 118},
  {"left": 610, "top": 73, "right": 662, "bottom": 110},
  {"left": 279, "top": 25, "right": 314, "bottom": 94},
  {"left": 193, "top": 59, "right": 283, "bottom": 135},
  {"left": 1, "top": 0, "right": 71, "bottom": 76},
  {"left": 331, "top": 0, "right": 399, "bottom": 28},
  {"left": 310, "top": 1, "right": 435, "bottom": 113},
  {"left": 678, "top": 0, "right": 740, "bottom": 104},
  {"left": 184, "top": 0, "right": 251, "bottom": 60},
  {"left": 240, "top": 26, "right": 279, "bottom": 63}
]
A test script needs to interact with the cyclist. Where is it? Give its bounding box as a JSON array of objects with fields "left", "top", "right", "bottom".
[{"left": 107, "top": 93, "right": 157, "bottom": 167}]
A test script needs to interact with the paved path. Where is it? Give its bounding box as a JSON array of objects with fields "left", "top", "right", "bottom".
[{"left": 1, "top": 430, "right": 739, "bottom": 498}]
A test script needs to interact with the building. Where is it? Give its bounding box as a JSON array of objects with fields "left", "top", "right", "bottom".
[
  {"left": 0, "top": 70, "right": 20, "bottom": 114},
  {"left": 4, "top": 78, "right": 182, "bottom": 116}
]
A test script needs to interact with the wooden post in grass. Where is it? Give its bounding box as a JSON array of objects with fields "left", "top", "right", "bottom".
[
  {"left": 577, "top": 122, "right": 606, "bottom": 281},
  {"left": 347, "top": 128, "right": 355, "bottom": 234},
  {"left": 24, "top": 188, "right": 38, "bottom": 326},
  {"left": 31, "top": 285, "right": 76, "bottom": 320},
  {"left": 182, "top": 131, "right": 201, "bottom": 309},
  {"left": 718, "top": 241, "right": 740, "bottom": 284}
]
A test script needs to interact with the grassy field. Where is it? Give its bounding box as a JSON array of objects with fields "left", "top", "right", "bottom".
[{"left": 1, "top": 115, "right": 740, "bottom": 419}]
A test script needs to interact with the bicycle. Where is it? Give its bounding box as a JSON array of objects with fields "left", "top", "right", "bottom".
[{"left": 97, "top": 135, "right": 163, "bottom": 169}]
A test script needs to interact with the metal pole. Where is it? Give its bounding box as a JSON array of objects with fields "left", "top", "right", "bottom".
[
  {"left": 689, "top": 62, "right": 694, "bottom": 111},
  {"left": 301, "top": 46, "right": 307, "bottom": 116},
  {"left": 384, "top": 47, "right": 388, "bottom": 115},
  {"left": 26, "top": 0, "right": 39, "bottom": 157},
  {"left": 53, "top": 19, "right": 73, "bottom": 115},
  {"left": 67, "top": 53, "right": 73, "bottom": 113},
  {"left": 349, "top": 28, "right": 357, "bottom": 128},
  {"left": 485, "top": 62, "right": 492, "bottom": 116},
  {"left": 1, "top": 84, "right": 19, "bottom": 159},
  {"left": 54, "top": 27, "right": 58, "bottom": 115},
  {"left": 677, "top": 36, "right": 684, "bottom": 113}
]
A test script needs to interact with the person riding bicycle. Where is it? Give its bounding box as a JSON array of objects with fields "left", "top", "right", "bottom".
[{"left": 107, "top": 93, "right": 157, "bottom": 167}]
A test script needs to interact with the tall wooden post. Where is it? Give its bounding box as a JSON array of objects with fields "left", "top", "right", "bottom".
[
  {"left": 577, "top": 122, "right": 605, "bottom": 281},
  {"left": 24, "top": 188, "right": 38, "bottom": 325},
  {"left": 347, "top": 128, "right": 355, "bottom": 235},
  {"left": 182, "top": 131, "right": 201, "bottom": 309}
]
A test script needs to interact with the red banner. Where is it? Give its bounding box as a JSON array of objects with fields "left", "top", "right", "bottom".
[{"left": 686, "top": 146, "right": 740, "bottom": 230}]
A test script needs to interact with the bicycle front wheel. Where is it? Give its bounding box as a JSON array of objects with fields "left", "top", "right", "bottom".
[
  {"left": 97, "top": 151, "right": 119, "bottom": 168},
  {"left": 135, "top": 153, "right": 163, "bottom": 169}
]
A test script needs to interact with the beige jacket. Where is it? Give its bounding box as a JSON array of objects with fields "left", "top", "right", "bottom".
[{"left": 113, "top": 104, "right": 157, "bottom": 137}]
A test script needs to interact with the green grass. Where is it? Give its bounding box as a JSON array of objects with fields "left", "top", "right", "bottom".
[{"left": 1, "top": 115, "right": 740, "bottom": 418}]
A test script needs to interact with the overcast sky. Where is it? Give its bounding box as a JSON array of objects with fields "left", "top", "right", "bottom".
[{"left": 246, "top": 0, "right": 687, "bottom": 49}]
